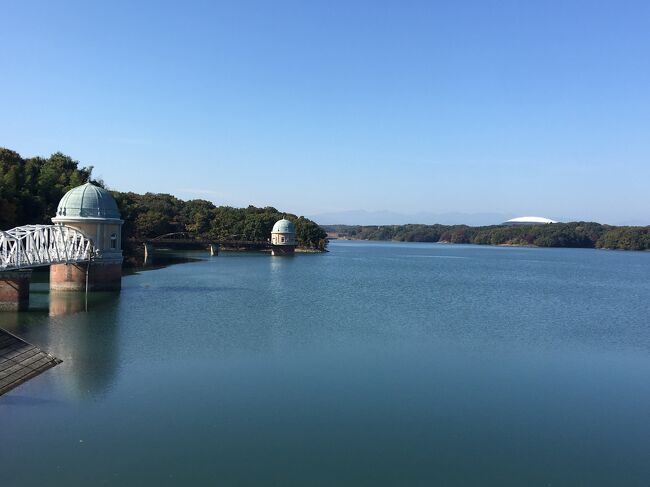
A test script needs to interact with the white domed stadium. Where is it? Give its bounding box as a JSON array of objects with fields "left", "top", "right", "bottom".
[{"left": 503, "top": 216, "right": 558, "bottom": 225}]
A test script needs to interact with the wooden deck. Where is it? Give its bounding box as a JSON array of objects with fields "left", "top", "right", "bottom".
[{"left": 0, "top": 329, "right": 61, "bottom": 396}]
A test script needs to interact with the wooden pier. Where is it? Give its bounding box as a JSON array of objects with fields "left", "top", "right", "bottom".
[{"left": 0, "top": 329, "right": 61, "bottom": 396}]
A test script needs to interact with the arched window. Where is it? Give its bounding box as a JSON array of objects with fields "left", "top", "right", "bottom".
[{"left": 110, "top": 233, "right": 117, "bottom": 249}]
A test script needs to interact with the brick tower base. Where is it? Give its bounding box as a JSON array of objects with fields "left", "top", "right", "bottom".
[
  {"left": 0, "top": 270, "right": 32, "bottom": 311},
  {"left": 50, "top": 261, "right": 122, "bottom": 292},
  {"left": 271, "top": 245, "right": 296, "bottom": 256}
]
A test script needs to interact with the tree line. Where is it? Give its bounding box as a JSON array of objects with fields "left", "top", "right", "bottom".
[
  {"left": 0, "top": 148, "right": 95, "bottom": 229},
  {"left": 324, "top": 222, "right": 650, "bottom": 251},
  {"left": 114, "top": 192, "right": 327, "bottom": 249},
  {"left": 1, "top": 148, "right": 327, "bottom": 250}
]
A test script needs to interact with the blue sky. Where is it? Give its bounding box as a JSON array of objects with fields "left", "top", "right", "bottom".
[{"left": 2, "top": 0, "right": 649, "bottom": 224}]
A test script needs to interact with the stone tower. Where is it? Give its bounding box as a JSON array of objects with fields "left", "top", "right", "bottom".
[
  {"left": 270, "top": 218, "right": 297, "bottom": 256},
  {"left": 50, "top": 182, "right": 124, "bottom": 291}
]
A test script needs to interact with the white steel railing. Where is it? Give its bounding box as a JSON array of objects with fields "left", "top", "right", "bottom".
[{"left": 0, "top": 225, "right": 94, "bottom": 271}]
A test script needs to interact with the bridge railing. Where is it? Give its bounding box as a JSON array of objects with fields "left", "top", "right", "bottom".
[{"left": 0, "top": 225, "right": 94, "bottom": 271}]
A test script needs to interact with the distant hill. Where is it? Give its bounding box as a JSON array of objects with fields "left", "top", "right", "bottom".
[
  {"left": 323, "top": 223, "right": 650, "bottom": 251},
  {"left": 308, "top": 210, "right": 513, "bottom": 226}
]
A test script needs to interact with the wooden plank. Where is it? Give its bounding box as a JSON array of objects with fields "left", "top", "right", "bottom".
[
  {"left": 3, "top": 346, "right": 36, "bottom": 360},
  {"left": 1, "top": 347, "right": 41, "bottom": 367},
  {"left": 21, "top": 352, "right": 50, "bottom": 368},
  {"left": 0, "top": 363, "right": 26, "bottom": 380},
  {"left": 0, "top": 343, "right": 26, "bottom": 356},
  {"left": 28, "top": 356, "right": 55, "bottom": 370},
  {"left": 0, "top": 329, "right": 61, "bottom": 396}
]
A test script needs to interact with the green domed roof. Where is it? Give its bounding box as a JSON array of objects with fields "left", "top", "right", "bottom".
[
  {"left": 56, "top": 182, "right": 121, "bottom": 219},
  {"left": 272, "top": 218, "right": 295, "bottom": 234}
]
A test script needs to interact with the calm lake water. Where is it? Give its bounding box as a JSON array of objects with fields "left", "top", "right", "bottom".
[{"left": 2, "top": 241, "right": 650, "bottom": 486}]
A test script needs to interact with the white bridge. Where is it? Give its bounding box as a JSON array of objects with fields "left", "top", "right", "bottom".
[{"left": 0, "top": 225, "right": 94, "bottom": 271}]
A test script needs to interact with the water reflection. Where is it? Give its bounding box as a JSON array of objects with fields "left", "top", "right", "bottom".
[
  {"left": 44, "top": 292, "right": 121, "bottom": 400},
  {"left": 268, "top": 256, "right": 287, "bottom": 289},
  {"left": 49, "top": 291, "right": 87, "bottom": 316}
]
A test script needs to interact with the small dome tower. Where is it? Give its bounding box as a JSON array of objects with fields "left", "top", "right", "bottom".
[
  {"left": 271, "top": 218, "right": 296, "bottom": 255},
  {"left": 50, "top": 182, "right": 124, "bottom": 291}
]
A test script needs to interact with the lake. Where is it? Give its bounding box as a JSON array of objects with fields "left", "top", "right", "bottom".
[{"left": 2, "top": 240, "right": 650, "bottom": 485}]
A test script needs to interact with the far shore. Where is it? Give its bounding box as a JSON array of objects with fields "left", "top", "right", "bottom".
[{"left": 329, "top": 237, "right": 650, "bottom": 252}]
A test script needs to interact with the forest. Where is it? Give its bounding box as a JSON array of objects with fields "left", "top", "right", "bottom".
[
  {"left": 0, "top": 148, "right": 327, "bottom": 251},
  {"left": 325, "top": 221, "right": 650, "bottom": 251}
]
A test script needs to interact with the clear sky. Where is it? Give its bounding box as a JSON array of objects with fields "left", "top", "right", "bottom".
[{"left": 2, "top": 0, "right": 649, "bottom": 224}]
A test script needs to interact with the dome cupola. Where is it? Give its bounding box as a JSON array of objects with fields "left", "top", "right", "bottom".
[
  {"left": 272, "top": 218, "right": 296, "bottom": 234},
  {"left": 52, "top": 182, "right": 124, "bottom": 265},
  {"left": 55, "top": 182, "right": 121, "bottom": 220}
]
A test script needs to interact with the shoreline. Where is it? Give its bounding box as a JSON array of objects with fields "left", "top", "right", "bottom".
[{"left": 332, "top": 238, "right": 650, "bottom": 252}]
